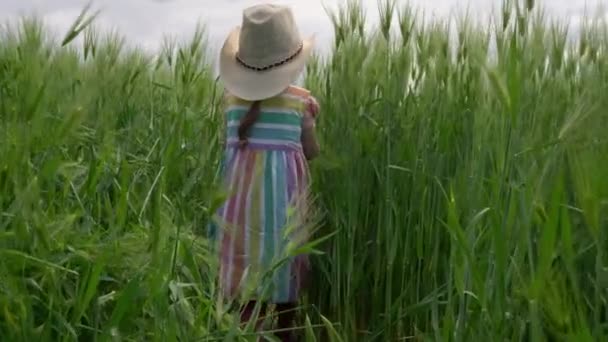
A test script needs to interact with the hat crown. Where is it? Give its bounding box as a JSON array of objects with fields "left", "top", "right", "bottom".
[{"left": 237, "top": 4, "right": 302, "bottom": 69}]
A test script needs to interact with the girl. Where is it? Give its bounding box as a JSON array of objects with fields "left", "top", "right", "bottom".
[{"left": 214, "top": 4, "right": 320, "bottom": 341}]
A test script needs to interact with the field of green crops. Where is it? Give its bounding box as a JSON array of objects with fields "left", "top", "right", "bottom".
[{"left": 1, "top": 0, "right": 607, "bottom": 341}]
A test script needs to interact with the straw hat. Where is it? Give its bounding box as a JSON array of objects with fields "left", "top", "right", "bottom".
[{"left": 219, "top": 4, "right": 315, "bottom": 101}]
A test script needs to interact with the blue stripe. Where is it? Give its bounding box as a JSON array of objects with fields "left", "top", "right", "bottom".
[{"left": 226, "top": 109, "right": 301, "bottom": 126}]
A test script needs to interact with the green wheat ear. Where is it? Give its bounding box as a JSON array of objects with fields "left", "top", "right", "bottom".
[{"left": 61, "top": 2, "right": 100, "bottom": 47}]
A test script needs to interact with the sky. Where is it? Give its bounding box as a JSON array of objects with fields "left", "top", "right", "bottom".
[{"left": 0, "top": 0, "right": 606, "bottom": 57}]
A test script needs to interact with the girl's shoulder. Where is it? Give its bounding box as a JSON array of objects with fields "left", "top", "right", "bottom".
[
  {"left": 283, "top": 86, "right": 320, "bottom": 117},
  {"left": 221, "top": 87, "right": 311, "bottom": 103},
  {"left": 283, "top": 85, "right": 311, "bottom": 98},
  {"left": 222, "top": 87, "right": 319, "bottom": 117}
]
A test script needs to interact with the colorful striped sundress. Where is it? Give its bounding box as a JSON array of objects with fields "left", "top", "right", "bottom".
[{"left": 213, "top": 85, "right": 318, "bottom": 304}]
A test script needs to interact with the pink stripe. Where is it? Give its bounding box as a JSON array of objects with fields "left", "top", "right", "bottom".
[
  {"left": 229, "top": 150, "right": 257, "bottom": 295},
  {"left": 286, "top": 153, "right": 297, "bottom": 202},
  {"left": 219, "top": 150, "right": 244, "bottom": 293},
  {"left": 223, "top": 153, "right": 244, "bottom": 222},
  {"left": 237, "top": 151, "right": 257, "bottom": 227},
  {"left": 296, "top": 153, "right": 307, "bottom": 234},
  {"left": 295, "top": 153, "right": 307, "bottom": 193},
  {"left": 220, "top": 150, "right": 247, "bottom": 296}
]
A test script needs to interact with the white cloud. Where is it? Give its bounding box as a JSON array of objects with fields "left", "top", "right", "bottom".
[{"left": 0, "top": 0, "right": 600, "bottom": 55}]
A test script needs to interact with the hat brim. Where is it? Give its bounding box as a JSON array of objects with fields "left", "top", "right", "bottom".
[{"left": 219, "top": 27, "right": 315, "bottom": 101}]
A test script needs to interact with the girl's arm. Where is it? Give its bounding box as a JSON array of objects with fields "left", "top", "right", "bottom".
[{"left": 301, "top": 96, "right": 320, "bottom": 160}]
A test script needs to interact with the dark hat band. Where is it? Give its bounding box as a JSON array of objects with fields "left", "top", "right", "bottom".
[{"left": 236, "top": 42, "right": 304, "bottom": 72}]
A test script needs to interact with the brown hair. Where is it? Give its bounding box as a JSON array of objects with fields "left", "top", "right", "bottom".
[{"left": 237, "top": 100, "right": 262, "bottom": 148}]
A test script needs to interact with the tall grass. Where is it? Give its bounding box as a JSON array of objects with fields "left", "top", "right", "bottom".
[
  {"left": 0, "top": 0, "right": 607, "bottom": 341},
  {"left": 0, "top": 10, "right": 230, "bottom": 341},
  {"left": 306, "top": 0, "right": 608, "bottom": 340}
]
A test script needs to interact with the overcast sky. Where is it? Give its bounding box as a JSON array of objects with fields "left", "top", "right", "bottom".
[{"left": 1, "top": 0, "right": 605, "bottom": 56}]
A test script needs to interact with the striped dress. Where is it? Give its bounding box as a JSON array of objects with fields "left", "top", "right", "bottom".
[{"left": 213, "top": 86, "right": 318, "bottom": 304}]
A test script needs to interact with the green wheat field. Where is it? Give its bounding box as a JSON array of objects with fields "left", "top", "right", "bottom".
[{"left": 1, "top": 0, "right": 607, "bottom": 341}]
